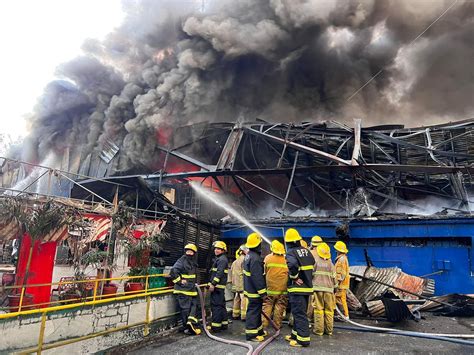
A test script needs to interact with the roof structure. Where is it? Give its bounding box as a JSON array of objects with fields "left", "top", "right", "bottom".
[
  {"left": 141, "top": 119, "right": 474, "bottom": 217},
  {"left": 3, "top": 119, "right": 474, "bottom": 219}
]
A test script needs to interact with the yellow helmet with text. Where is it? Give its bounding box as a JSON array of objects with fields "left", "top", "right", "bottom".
[
  {"left": 317, "top": 242, "right": 331, "bottom": 259},
  {"left": 246, "top": 232, "right": 262, "bottom": 249},
  {"left": 334, "top": 241, "right": 348, "bottom": 254},
  {"left": 270, "top": 240, "right": 285, "bottom": 255},
  {"left": 213, "top": 240, "right": 227, "bottom": 251},
  {"left": 184, "top": 243, "right": 197, "bottom": 253},
  {"left": 284, "top": 228, "right": 302, "bottom": 243}
]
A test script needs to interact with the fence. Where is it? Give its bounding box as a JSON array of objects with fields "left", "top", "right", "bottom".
[{"left": 0, "top": 273, "right": 181, "bottom": 354}]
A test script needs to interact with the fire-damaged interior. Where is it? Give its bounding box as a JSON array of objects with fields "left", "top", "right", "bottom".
[
  {"left": 110, "top": 118, "right": 474, "bottom": 218},
  {"left": 3, "top": 119, "right": 474, "bottom": 219}
]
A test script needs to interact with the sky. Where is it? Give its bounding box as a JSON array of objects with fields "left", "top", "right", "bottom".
[{"left": 0, "top": 0, "right": 125, "bottom": 140}]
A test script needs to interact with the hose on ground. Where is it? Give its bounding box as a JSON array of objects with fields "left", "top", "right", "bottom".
[
  {"left": 252, "top": 308, "right": 281, "bottom": 355},
  {"left": 197, "top": 285, "right": 254, "bottom": 355},
  {"left": 335, "top": 307, "right": 474, "bottom": 346}
]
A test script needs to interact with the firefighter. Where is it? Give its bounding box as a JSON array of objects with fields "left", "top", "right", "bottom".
[
  {"left": 170, "top": 243, "right": 201, "bottom": 335},
  {"left": 230, "top": 245, "right": 248, "bottom": 320},
  {"left": 307, "top": 235, "right": 323, "bottom": 320},
  {"left": 334, "top": 241, "right": 350, "bottom": 318},
  {"left": 262, "top": 240, "right": 288, "bottom": 330},
  {"left": 300, "top": 239, "right": 309, "bottom": 249},
  {"left": 208, "top": 240, "right": 229, "bottom": 332},
  {"left": 284, "top": 228, "right": 315, "bottom": 347},
  {"left": 310, "top": 236, "right": 323, "bottom": 255},
  {"left": 243, "top": 232, "right": 267, "bottom": 342},
  {"left": 312, "top": 242, "right": 336, "bottom": 336}
]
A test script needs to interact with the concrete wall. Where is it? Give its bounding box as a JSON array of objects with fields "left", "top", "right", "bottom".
[{"left": 0, "top": 294, "right": 178, "bottom": 353}]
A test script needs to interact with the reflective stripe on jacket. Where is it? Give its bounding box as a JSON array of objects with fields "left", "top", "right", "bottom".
[
  {"left": 286, "top": 245, "right": 315, "bottom": 295},
  {"left": 210, "top": 254, "right": 229, "bottom": 289},
  {"left": 243, "top": 249, "right": 266, "bottom": 298},
  {"left": 170, "top": 254, "right": 198, "bottom": 296},
  {"left": 335, "top": 254, "right": 350, "bottom": 289},
  {"left": 230, "top": 254, "right": 245, "bottom": 292},
  {"left": 264, "top": 253, "right": 288, "bottom": 295},
  {"left": 312, "top": 254, "right": 336, "bottom": 293}
]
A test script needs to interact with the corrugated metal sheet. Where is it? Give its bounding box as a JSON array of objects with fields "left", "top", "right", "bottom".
[
  {"left": 347, "top": 288, "right": 362, "bottom": 311},
  {"left": 162, "top": 215, "right": 219, "bottom": 284},
  {"left": 393, "top": 272, "right": 426, "bottom": 299},
  {"left": 352, "top": 266, "right": 435, "bottom": 304},
  {"left": 365, "top": 300, "right": 385, "bottom": 317},
  {"left": 354, "top": 267, "right": 401, "bottom": 303}
]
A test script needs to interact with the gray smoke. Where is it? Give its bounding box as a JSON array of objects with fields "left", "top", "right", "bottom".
[{"left": 19, "top": 0, "right": 474, "bottom": 170}]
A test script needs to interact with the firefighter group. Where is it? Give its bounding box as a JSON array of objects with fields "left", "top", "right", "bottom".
[{"left": 170, "top": 228, "right": 350, "bottom": 348}]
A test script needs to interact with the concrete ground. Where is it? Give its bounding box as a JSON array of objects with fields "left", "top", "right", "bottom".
[{"left": 119, "top": 314, "right": 474, "bottom": 354}]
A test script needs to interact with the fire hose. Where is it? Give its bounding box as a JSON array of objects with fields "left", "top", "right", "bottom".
[
  {"left": 196, "top": 285, "right": 280, "bottom": 355},
  {"left": 334, "top": 307, "right": 474, "bottom": 345}
]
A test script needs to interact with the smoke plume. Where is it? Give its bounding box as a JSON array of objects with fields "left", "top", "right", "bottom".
[{"left": 18, "top": 0, "right": 474, "bottom": 170}]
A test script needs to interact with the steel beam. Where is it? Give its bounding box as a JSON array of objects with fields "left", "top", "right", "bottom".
[
  {"left": 282, "top": 152, "right": 299, "bottom": 215},
  {"left": 351, "top": 119, "right": 361, "bottom": 166},
  {"left": 236, "top": 176, "right": 302, "bottom": 209},
  {"left": 246, "top": 127, "right": 352, "bottom": 165}
]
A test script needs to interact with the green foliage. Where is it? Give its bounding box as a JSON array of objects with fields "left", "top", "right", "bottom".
[
  {"left": 78, "top": 249, "right": 109, "bottom": 270},
  {"left": 0, "top": 197, "right": 80, "bottom": 242}
]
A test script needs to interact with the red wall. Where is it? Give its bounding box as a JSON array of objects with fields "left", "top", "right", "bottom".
[{"left": 15, "top": 234, "right": 57, "bottom": 308}]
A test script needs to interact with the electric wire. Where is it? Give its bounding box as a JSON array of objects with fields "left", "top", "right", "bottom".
[{"left": 346, "top": 0, "right": 459, "bottom": 101}]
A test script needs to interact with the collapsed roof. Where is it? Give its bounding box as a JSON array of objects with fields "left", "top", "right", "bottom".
[
  {"left": 134, "top": 118, "right": 474, "bottom": 218},
  {"left": 3, "top": 119, "right": 474, "bottom": 219}
]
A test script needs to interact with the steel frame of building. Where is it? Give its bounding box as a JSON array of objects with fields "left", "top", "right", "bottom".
[{"left": 142, "top": 118, "right": 474, "bottom": 217}]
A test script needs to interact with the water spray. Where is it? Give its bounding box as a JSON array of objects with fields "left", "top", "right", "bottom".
[{"left": 190, "top": 181, "right": 271, "bottom": 245}]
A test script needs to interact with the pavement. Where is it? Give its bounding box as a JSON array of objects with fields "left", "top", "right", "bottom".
[{"left": 117, "top": 313, "right": 474, "bottom": 354}]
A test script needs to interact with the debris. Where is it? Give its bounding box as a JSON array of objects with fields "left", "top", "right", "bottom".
[{"left": 419, "top": 294, "right": 474, "bottom": 317}]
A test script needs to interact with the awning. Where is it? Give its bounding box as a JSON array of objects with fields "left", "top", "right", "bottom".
[
  {"left": 131, "top": 219, "right": 166, "bottom": 239},
  {"left": 83, "top": 214, "right": 112, "bottom": 242},
  {"left": 0, "top": 221, "right": 69, "bottom": 243}
]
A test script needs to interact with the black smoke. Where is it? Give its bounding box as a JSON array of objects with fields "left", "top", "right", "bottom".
[{"left": 19, "top": 0, "right": 474, "bottom": 169}]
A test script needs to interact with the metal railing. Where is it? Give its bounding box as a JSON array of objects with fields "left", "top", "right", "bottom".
[
  {"left": 0, "top": 273, "right": 179, "bottom": 354},
  {"left": 1, "top": 273, "right": 169, "bottom": 313}
]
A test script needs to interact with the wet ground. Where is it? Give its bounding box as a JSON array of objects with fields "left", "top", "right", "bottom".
[{"left": 115, "top": 313, "right": 474, "bottom": 354}]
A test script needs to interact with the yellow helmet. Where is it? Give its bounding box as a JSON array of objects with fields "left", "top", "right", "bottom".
[
  {"left": 300, "top": 240, "right": 308, "bottom": 249},
  {"left": 317, "top": 242, "right": 331, "bottom": 259},
  {"left": 270, "top": 240, "right": 285, "bottom": 255},
  {"left": 311, "top": 235, "right": 323, "bottom": 246},
  {"left": 246, "top": 232, "right": 262, "bottom": 249},
  {"left": 213, "top": 240, "right": 227, "bottom": 251},
  {"left": 235, "top": 249, "right": 241, "bottom": 259},
  {"left": 184, "top": 243, "right": 197, "bottom": 253},
  {"left": 284, "top": 228, "right": 302, "bottom": 243},
  {"left": 334, "top": 241, "right": 348, "bottom": 254}
]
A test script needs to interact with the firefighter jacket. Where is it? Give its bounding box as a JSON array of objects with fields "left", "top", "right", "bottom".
[
  {"left": 286, "top": 245, "right": 315, "bottom": 295},
  {"left": 335, "top": 254, "right": 350, "bottom": 289},
  {"left": 312, "top": 256, "right": 336, "bottom": 293},
  {"left": 243, "top": 249, "right": 266, "bottom": 298},
  {"left": 263, "top": 253, "right": 288, "bottom": 295},
  {"left": 170, "top": 254, "right": 198, "bottom": 296},
  {"left": 230, "top": 254, "right": 245, "bottom": 292},
  {"left": 209, "top": 254, "right": 229, "bottom": 290}
]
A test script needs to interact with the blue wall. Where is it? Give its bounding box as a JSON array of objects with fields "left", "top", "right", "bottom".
[{"left": 221, "top": 218, "right": 474, "bottom": 295}]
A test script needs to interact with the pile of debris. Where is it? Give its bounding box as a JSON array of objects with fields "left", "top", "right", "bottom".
[
  {"left": 349, "top": 266, "right": 436, "bottom": 321},
  {"left": 348, "top": 265, "right": 474, "bottom": 322}
]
